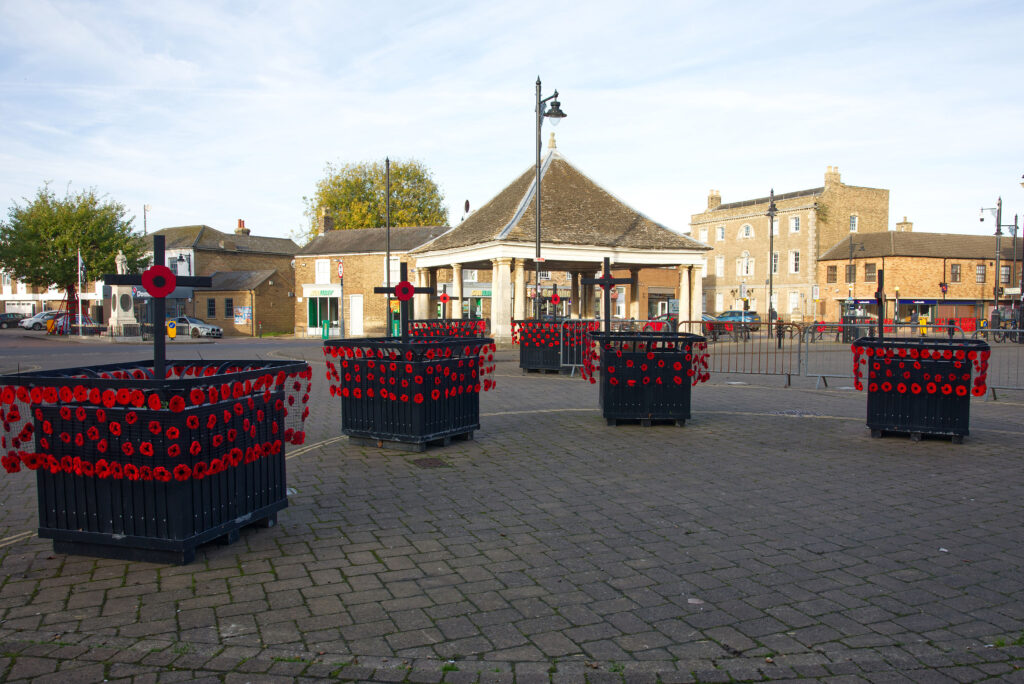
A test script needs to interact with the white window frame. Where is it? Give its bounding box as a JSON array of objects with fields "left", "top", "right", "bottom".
[
  {"left": 740, "top": 224, "right": 753, "bottom": 239},
  {"left": 849, "top": 215, "right": 859, "bottom": 232},
  {"left": 790, "top": 216, "right": 800, "bottom": 233},
  {"left": 788, "top": 291, "right": 800, "bottom": 313},
  {"left": 699, "top": 227, "right": 709, "bottom": 243},
  {"left": 314, "top": 259, "right": 331, "bottom": 285},
  {"left": 789, "top": 250, "right": 801, "bottom": 274},
  {"left": 715, "top": 256, "right": 724, "bottom": 277},
  {"left": 538, "top": 270, "right": 551, "bottom": 280},
  {"left": 772, "top": 252, "right": 779, "bottom": 275},
  {"left": 463, "top": 269, "right": 478, "bottom": 282},
  {"left": 716, "top": 226, "right": 725, "bottom": 241},
  {"left": 715, "top": 292, "right": 724, "bottom": 311}
]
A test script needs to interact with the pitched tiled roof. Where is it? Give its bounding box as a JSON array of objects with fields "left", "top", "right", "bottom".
[
  {"left": 715, "top": 187, "right": 824, "bottom": 212},
  {"left": 204, "top": 270, "right": 276, "bottom": 291},
  {"left": 148, "top": 226, "right": 299, "bottom": 255},
  {"left": 296, "top": 226, "right": 448, "bottom": 256},
  {"left": 821, "top": 232, "right": 1020, "bottom": 261},
  {"left": 412, "top": 152, "right": 707, "bottom": 254}
]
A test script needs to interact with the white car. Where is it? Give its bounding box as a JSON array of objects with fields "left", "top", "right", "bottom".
[
  {"left": 18, "top": 310, "right": 62, "bottom": 331},
  {"left": 170, "top": 316, "right": 223, "bottom": 339}
]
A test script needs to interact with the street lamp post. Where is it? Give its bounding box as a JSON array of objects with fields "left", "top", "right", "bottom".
[
  {"left": 534, "top": 77, "right": 566, "bottom": 319},
  {"left": 980, "top": 197, "right": 1012, "bottom": 323},
  {"left": 847, "top": 237, "right": 864, "bottom": 317},
  {"left": 766, "top": 189, "right": 777, "bottom": 331},
  {"left": 143, "top": 204, "right": 151, "bottom": 235}
]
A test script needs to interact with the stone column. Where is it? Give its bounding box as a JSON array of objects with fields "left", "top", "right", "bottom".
[
  {"left": 513, "top": 259, "right": 526, "bottom": 322},
  {"left": 678, "top": 265, "right": 692, "bottom": 332},
  {"left": 491, "top": 257, "right": 513, "bottom": 344},
  {"left": 413, "top": 267, "right": 429, "bottom": 319},
  {"left": 689, "top": 265, "right": 703, "bottom": 334},
  {"left": 452, "top": 264, "right": 463, "bottom": 319},
  {"left": 570, "top": 271, "right": 581, "bottom": 318},
  {"left": 629, "top": 268, "right": 641, "bottom": 320}
]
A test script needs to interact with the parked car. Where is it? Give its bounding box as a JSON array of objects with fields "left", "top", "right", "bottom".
[
  {"left": 716, "top": 310, "right": 761, "bottom": 332},
  {"left": 0, "top": 312, "right": 26, "bottom": 329},
  {"left": 170, "top": 316, "right": 223, "bottom": 338},
  {"left": 18, "top": 310, "right": 62, "bottom": 331}
]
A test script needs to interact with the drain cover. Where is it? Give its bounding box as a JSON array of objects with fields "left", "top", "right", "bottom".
[{"left": 412, "top": 457, "right": 450, "bottom": 469}]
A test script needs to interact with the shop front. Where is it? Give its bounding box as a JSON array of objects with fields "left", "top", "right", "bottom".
[{"left": 302, "top": 284, "right": 342, "bottom": 337}]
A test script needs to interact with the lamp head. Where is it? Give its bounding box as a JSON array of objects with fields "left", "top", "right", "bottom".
[
  {"left": 980, "top": 208, "right": 986, "bottom": 222},
  {"left": 545, "top": 95, "right": 566, "bottom": 126}
]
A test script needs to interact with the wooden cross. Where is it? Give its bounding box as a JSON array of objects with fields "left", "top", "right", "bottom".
[
  {"left": 582, "top": 257, "right": 635, "bottom": 332},
  {"left": 874, "top": 268, "right": 885, "bottom": 341},
  {"left": 532, "top": 283, "right": 562, "bottom": 318},
  {"left": 374, "top": 261, "right": 432, "bottom": 341},
  {"left": 103, "top": 234, "right": 213, "bottom": 379},
  {"left": 438, "top": 284, "right": 461, "bottom": 319}
]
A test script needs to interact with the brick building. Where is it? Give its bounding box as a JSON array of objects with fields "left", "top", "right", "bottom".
[
  {"left": 293, "top": 223, "right": 447, "bottom": 338},
  {"left": 143, "top": 222, "right": 299, "bottom": 335},
  {"left": 818, "top": 227, "right": 1023, "bottom": 326},
  {"left": 689, "top": 167, "right": 889, "bottom": 321}
]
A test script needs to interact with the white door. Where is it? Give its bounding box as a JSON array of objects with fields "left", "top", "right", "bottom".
[{"left": 349, "top": 295, "right": 363, "bottom": 336}]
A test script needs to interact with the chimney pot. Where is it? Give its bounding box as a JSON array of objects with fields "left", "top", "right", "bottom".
[{"left": 235, "top": 219, "right": 251, "bottom": 236}]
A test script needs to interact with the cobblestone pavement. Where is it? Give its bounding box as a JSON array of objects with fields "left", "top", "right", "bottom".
[{"left": 1, "top": 342, "right": 1023, "bottom": 682}]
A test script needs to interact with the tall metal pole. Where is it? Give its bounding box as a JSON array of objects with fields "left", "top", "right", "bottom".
[
  {"left": 994, "top": 197, "right": 1002, "bottom": 321},
  {"left": 766, "top": 189, "right": 776, "bottom": 331},
  {"left": 535, "top": 77, "right": 543, "bottom": 320},
  {"left": 386, "top": 157, "right": 392, "bottom": 335}
]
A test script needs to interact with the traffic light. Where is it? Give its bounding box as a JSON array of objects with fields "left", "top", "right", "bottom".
[{"left": 742, "top": 298, "right": 749, "bottom": 311}]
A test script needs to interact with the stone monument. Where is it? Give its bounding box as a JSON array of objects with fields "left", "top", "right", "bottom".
[{"left": 108, "top": 250, "right": 139, "bottom": 331}]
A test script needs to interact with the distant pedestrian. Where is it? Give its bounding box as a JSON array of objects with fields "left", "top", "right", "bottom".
[{"left": 947, "top": 318, "right": 956, "bottom": 339}]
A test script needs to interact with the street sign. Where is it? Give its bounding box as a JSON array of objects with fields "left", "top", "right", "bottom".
[
  {"left": 1004, "top": 287, "right": 1021, "bottom": 296},
  {"left": 739, "top": 282, "right": 747, "bottom": 298},
  {"left": 167, "top": 320, "right": 177, "bottom": 339},
  {"left": 337, "top": 261, "right": 344, "bottom": 279}
]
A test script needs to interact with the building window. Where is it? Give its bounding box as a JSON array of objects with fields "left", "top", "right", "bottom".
[
  {"left": 716, "top": 226, "right": 725, "bottom": 241},
  {"left": 790, "top": 216, "right": 800, "bottom": 233},
  {"left": 865, "top": 263, "right": 877, "bottom": 282},
  {"left": 789, "top": 291, "right": 800, "bottom": 313},
  {"left": 735, "top": 254, "right": 754, "bottom": 277},
  {"left": 849, "top": 215, "right": 858, "bottom": 232},
  {"left": 538, "top": 271, "right": 550, "bottom": 280},
  {"left": 950, "top": 264, "right": 961, "bottom": 282},
  {"left": 846, "top": 264, "right": 856, "bottom": 283},
  {"left": 715, "top": 292, "right": 724, "bottom": 311},
  {"left": 715, "top": 256, "right": 724, "bottom": 277},
  {"left": 314, "top": 259, "right": 330, "bottom": 285},
  {"left": 564, "top": 271, "right": 573, "bottom": 280},
  {"left": 1, "top": 271, "right": 10, "bottom": 286},
  {"left": 167, "top": 258, "right": 179, "bottom": 275},
  {"left": 826, "top": 265, "right": 837, "bottom": 283},
  {"left": 463, "top": 269, "right": 478, "bottom": 282},
  {"left": 771, "top": 252, "right": 779, "bottom": 275},
  {"left": 206, "top": 298, "right": 216, "bottom": 318},
  {"left": 1000, "top": 265, "right": 1011, "bottom": 284},
  {"left": 224, "top": 298, "right": 234, "bottom": 318},
  {"left": 740, "top": 224, "right": 753, "bottom": 239},
  {"left": 790, "top": 251, "right": 800, "bottom": 274},
  {"left": 699, "top": 227, "right": 709, "bottom": 243},
  {"left": 976, "top": 265, "right": 986, "bottom": 283}
]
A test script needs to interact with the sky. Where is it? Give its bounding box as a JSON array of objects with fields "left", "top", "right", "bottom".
[{"left": 2, "top": 0, "right": 1023, "bottom": 245}]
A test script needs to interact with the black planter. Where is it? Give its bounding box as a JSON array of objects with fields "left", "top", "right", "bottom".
[
  {"left": 514, "top": 320, "right": 600, "bottom": 373},
  {"left": 0, "top": 359, "right": 311, "bottom": 564},
  {"left": 323, "top": 337, "right": 496, "bottom": 451},
  {"left": 852, "top": 337, "right": 990, "bottom": 442},
  {"left": 409, "top": 319, "right": 488, "bottom": 338},
  {"left": 583, "top": 332, "right": 710, "bottom": 426}
]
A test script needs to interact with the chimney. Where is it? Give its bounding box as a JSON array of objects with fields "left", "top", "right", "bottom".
[
  {"left": 235, "top": 219, "right": 250, "bottom": 236},
  {"left": 317, "top": 207, "right": 334, "bottom": 235},
  {"left": 824, "top": 165, "right": 841, "bottom": 186},
  {"left": 707, "top": 190, "right": 721, "bottom": 210},
  {"left": 896, "top": 216, "right": 913, "bottom": 232}
]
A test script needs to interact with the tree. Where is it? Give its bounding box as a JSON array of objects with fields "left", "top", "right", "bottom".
[
  {"left": 302, "top": 159, "right": 448, "bottom": 240},
  {"left": 0, "top": 184, "right": 146, "bottom": 307}
]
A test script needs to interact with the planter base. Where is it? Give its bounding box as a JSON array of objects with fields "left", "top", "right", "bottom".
[
  {"left": 41, "top": 502, "right": 284, "bottom": 565},
  {"left": 606, "top": 417, "right": 686, "bottom": 427},
  {"left": 869, "top": 428, "right": 965, "bottom": 444},
  {"left": 347, "top": 429, "right": 474, "bottom": 453}
]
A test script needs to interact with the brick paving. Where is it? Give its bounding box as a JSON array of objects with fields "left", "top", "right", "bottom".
[{"left": 0, "top": 341, "right": 1023, "bottom": 682}]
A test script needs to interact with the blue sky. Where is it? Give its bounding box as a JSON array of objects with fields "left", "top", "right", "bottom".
[{"left": 2, "top": 0, "right": 1022, "bottom": 243}]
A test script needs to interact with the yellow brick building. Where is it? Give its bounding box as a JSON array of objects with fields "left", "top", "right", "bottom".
[{"left": 689, "top": 167, "right": 889, "bottom": 321}]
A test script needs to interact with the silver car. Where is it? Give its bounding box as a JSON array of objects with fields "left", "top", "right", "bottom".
[
  {"left": 18, "top": 310, "right": 62, "bottom": 331},
  {"left": 171, "top": 316, "right": 223, "bottom": 339}
]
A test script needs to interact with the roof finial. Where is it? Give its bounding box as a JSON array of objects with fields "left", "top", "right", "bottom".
[{"left": 548, "top": 132, "right": 556, "bottom": 150}]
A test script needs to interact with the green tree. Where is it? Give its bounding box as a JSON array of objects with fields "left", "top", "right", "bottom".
[
  {"left": 0, "top": 184, "right": 146, "bottom": 302},
  {"left": 302, "top": 159, "right": 448, "bottom": 240}
]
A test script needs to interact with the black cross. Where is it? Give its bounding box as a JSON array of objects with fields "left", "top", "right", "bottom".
[
  {"left": 374, "top": 261, "right": 432, "bottom": 341},
  {"left": 582, "top": 257, "right": 635, "bottom": 332},
  {"left": 103, "top": 234, "right": 212, "bottom": 379},
  {"left": 532, "top": 283, "right": 563, "bottom": 318},
  {"left": 438, "top": 284, "right": 462, "bottom": 319}
]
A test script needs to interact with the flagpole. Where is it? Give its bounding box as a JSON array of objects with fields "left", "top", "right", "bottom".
[{"left": 77, "top": 248, "right": 84, "bottom": 337}]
